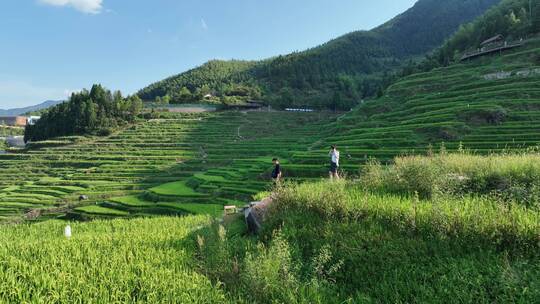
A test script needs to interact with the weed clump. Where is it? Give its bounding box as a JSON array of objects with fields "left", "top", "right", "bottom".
[
  {"left": 360, "top": 152, "right": 540, "bottom": 208},
  {"left": 196, "top": 223, "right": 341, "bottom": 303}
]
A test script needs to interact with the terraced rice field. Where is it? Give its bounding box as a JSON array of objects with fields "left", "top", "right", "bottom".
[
  {"left": 1, "top": 41, "right": 539, "bottom": 223},
  {"left": 0, "top": 112, "right": 335, "bottom": 221},
  {"left": 290, "top": 39, "right": 540, "bottom": 169}
]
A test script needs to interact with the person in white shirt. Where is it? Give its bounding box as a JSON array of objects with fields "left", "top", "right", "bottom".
[{"left": 329, "top": 145, "right": 340, "bottom": 180}]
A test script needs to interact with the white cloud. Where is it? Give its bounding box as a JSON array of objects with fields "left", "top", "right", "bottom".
[
  {"left": 201, "top": 18, "right": 208, "bottom": 30},
  {"left": 38, "top": 0, "right": 103, "bottom": 14}
]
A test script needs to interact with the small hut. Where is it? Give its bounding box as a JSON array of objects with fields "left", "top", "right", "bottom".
[{"left": 480, "top": 35, "right": 504, "bottom": 48}]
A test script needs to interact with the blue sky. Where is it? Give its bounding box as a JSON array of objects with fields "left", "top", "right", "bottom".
[{"left": 0, "top": 0, "right": 417, "bottom": 108}]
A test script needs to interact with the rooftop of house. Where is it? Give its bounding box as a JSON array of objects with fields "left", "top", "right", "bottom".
[{"left": 481, "top": 34, "right": 503, "bottom": 46}]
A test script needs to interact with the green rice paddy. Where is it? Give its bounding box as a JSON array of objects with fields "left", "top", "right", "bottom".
[
  {"left": 150, "top": 181, "right": 204, "bottom": 197},
  {"left": 0, "top": 111, "right": 335, "bottom": 221}
]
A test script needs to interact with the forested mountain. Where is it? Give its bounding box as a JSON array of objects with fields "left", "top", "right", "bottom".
[
  {"left": 25, "top": 85, "right": 143, "bottom": 142},
  {"left": 139, "top": 0, "right": 501, "bottom": 110},
  {"left": 140, "top": 60, "right": 260, "bottom": 105},
  {"left": 0, "top": 100, "right": 63, "bottom": 116}
]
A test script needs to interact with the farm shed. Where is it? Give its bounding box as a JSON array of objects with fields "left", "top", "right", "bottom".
[
  {"left": 460, "top": 35, "right": 524, "bottom": 62},
  {"left": 480, "top": 34, "right": 504, "bottom": 47}
]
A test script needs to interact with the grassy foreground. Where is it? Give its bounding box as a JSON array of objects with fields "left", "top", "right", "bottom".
[
  {"left": 194, "top": 186, "right": 540, "bottom": 303},
  {"left": 1, "top": 153, "right": 539, "bottom": 303},
  {"left": 194, "top": 153, "right": 540, "bottom": 303}
]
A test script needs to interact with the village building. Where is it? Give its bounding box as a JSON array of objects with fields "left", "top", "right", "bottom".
[
  {"left": 245, "top": 100, "right": 265, "bottom": 108},
  {"left": 0, "top": 116, "right": 27, "bottom": 127},
  {"left": 285, "top": 108, "right": 315, "bottom": 112},
  {"left": 226, "top": 100, "right": 267, "bottom": 110},
  {"left": 27, "top": 116, "right": 41, "bottom": 126},
  {"left": 460, "top": 34, "right": 525, "bottom": 62},
  {"left": 480, "top": 34, "right": 504, "bottom": 49}
]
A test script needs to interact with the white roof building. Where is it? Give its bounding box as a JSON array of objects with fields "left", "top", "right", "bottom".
[{"left": 27, "top": 116, "right": 41, "bottom": 125}]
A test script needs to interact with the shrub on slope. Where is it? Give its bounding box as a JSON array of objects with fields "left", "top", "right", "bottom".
[{"left": 362, "top": 151, "right": 540, "bottom": 206}]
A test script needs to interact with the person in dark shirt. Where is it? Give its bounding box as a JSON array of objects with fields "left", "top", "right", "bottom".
[{"left": 271, "top": 158, "right": 282, "bottom": 184}]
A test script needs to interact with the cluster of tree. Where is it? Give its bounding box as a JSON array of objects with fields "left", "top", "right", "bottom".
[
  {"left": 151, "top": 83, "right": 263, "bottom": 105},
  {"left": 137, "top": 0, "right": 499, "bottom": 110},
  {"left": 139, "top": 60, "right": 261, "bottom": 103},
  {"left": 25, "top": 85, "right": 143, "bottom": 142}
]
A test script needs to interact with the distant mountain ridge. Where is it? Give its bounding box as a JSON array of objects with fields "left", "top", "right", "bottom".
[
  {"left": 139, "top": 0, "right": 501, "bottom": 110},
  {"left": 0, "top": 100, "right": 63, "bottom": 116}
]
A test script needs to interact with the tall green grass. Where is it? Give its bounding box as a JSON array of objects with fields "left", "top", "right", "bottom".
[
  {"left": 270, "top": 180, "right": 540, "bottom": 250},
  {"left": 362, "top": 151, "right": 540, "bottom": 207},
  {"left": 195, "top": 177, "right": 540, "bottom": 303}
]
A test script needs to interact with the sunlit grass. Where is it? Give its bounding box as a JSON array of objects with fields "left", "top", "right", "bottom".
[{"left": 0, "top": 216, "right": 227, "bottom": 302}]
